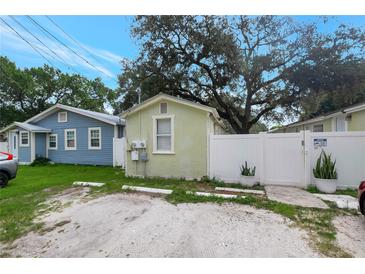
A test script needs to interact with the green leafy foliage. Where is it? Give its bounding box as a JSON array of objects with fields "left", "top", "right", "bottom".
[
  {"left": 0, "top": 56, "right": 116, "bottom": 127},
  {"left": 313, "top": 150, "right": 338, "bottom": 180},
  {"left": 240, "top": 161, "right": 256, "bottom": 176}
]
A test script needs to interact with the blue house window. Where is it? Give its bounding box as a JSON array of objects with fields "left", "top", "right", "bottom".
[
  {"left": 65, "top": 129, "right": 76, "bottom": 150},
  {"left": 48, "top": 134, "right": 58, "bottom": 150},
  {"left": 88, "top": 127, "right": 101, "bottom": 150},
  {"left": 19, "top": 131, "right": 29, "bottom": 147}
]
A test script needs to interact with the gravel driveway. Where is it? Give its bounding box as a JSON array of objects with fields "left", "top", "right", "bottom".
[{"left": 5, "top": 190, "right": 321, "bottom": 258}]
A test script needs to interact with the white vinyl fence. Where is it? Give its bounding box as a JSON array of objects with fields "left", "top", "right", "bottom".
[
  {"left": 209, "top": 131, "right": 365, "bottom": 189},
  {"left": 113, "top": 137, "right": 125, "bottom": 168},
  {"left": 0, "top": 142, "right": 8, "bottom": 153}
]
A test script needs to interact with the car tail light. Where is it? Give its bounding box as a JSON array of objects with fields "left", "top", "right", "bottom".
[
  {"left": 359, "top": 181, "right": 365, "bottom": 191},
  {"left": 0, "top": 152, "right": 13, "bottom": 160}
]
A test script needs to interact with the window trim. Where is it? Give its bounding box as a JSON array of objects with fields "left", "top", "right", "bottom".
[
  {"left": 19, "top": 131, "right": 30, "bottom": 147},
  {"left": 58, "top": 111, "right": 68, "bottom": 123},
  {"left": 48, "top": 134, "right": 58, "bottom": 150},
  {"left": 64, "top": 129, "right": 77, "bottom": 150},
  {"left": 152, "top": 114, "right": 175, "bottom": 154},
  {"left": 88, "top": 127, "right": 102, "bottom": 150}
]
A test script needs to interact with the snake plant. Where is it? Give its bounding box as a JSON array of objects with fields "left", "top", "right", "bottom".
[
  {"left": 313, "top": 150, "right": 338, "bottom": 180},
  {"left": 240, "top": 161, "right": 256, "bottom": 176}
]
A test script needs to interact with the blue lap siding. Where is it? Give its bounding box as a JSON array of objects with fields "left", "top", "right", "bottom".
[
  {"left": 17, "top": 127, "right": 31, "bottom": 163},
  {"left": 34, "top": 110, "right": 115, "bottom": 165}
]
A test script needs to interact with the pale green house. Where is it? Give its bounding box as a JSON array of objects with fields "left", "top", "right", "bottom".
[
  {"left": 273, "top": 102, "right": 365, "bottom": 133},
  {"left": 121, "top": 93, "right": 227, "bottom": 179}
]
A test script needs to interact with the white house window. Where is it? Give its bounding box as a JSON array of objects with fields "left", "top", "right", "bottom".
[
  {"left": 153, "top": 115, "right": 174, "bottom": 154},
  {"left": 88, "top": 127, "right": 101, "bottom": 149},
  {"left": 64, "top": 129, "right": 76, "bottom": 150},
  {"left": 313, "top": 124, "right": 324, "bottom": 132},
  {"left": 335, "top": 116, "right": 346, "bottom": 132},
  {"left": 160, "top": 102, "right": 167, "bottom": 114},
  {"left": 58, "top": 111, "right": 67, "bottom": 123},
  {"left": 48, "top": 134, "right": 58, "bottom": 150},
  {"left": 19, "top": 131, "right": 29, "bottom": 147}
]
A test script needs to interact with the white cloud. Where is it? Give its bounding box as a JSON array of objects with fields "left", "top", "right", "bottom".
[{"left": 0, "top": 16, "right": 124, "bottom": 82}]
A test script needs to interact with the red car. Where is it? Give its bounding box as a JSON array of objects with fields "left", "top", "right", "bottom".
[{"left": 359, "top": 181, "right": 365, "bottom": 215}]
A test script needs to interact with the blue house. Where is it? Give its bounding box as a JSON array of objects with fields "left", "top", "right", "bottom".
[{"left": 0, "top": 104, "right": 125, "bottom": 166}]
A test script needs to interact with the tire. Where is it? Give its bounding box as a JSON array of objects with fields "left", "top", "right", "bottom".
[
  {"left": 362, "top": 195, "right": 365, "bottom": 215},
  {"left": 0, "top": 172, "right": 9, "bottom": 188}
]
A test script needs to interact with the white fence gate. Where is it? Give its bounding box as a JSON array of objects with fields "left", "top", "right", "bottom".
[
  {"left": 113, "top": 137, "right": 125, "bottom": 168},
  {"left": 209, "top": 131, "right": 365, "bottom": 189},
  {"left": 0, "top": 142, "right": 8, "bottom": 153},
  {"left": 262, "top": 133, "right": 305, "bottom": 187}
]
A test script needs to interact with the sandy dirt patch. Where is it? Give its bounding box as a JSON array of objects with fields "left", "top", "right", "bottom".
[
  {"left": 6, "top": 192, "right": 320, "bottom": 258},
  {"left": 333, "top": 215, "right": 365, "bottom": 257}
]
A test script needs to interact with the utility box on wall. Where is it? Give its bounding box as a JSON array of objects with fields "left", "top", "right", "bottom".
[{"left": 131, "top": 150, "right": 139, "bottom": 161}]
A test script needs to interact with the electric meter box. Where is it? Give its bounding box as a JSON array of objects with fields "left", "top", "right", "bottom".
[
  {"left": 131, "top": 140, "right": 147, "bottom": 149},
  {"left": 140, "top": 151, "right": 148, "bottom": 161},
  {"left": 131, "top": 150, "right": 139, "bottom": 161}
]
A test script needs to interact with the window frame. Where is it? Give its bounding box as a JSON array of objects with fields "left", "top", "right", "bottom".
[
  {"left": 313, "top": 124, "right": 324, "bottom": 132},
  {"left": 88, "top": 127, "right": 102, "bottom": 150},
  {"left": 64, "top": 129, "right": 77, "bottom": 150},
  {"left": 19, "top": 131, "right": 30, "bottom": 147},
  {"left": 48, "top": 134, "right": 58, "bottom": 150},
  {"left": 160, "top": 102, "right": 167, "bottom": 114},
  {"left": 152, "top": 114, "right": 175, "bottom": 154},
  {"left": 58, "top": 111, "right": 68, "bottom": 123}
]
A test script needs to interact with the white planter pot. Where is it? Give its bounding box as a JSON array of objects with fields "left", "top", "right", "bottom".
[
  {"left": 314, "top": 178, "right": 337, "bottom": 194},
  {"left": 239, "top": 175, "right": 257, "bottom": 187}
]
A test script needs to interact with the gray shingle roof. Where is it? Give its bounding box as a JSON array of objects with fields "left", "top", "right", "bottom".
[
  {"left": 61, "top": 105, "right": 124, "bottom": 125},
  {"left": 15, "top": 122, "right": 52, "bottom": 132}
]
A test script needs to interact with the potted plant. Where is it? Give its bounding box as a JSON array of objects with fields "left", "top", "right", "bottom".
[
  {"left": 240, "top": 161, "right": 257, "bottom": 186},
  {"left": 313, "top": 150, "right": 338, "bottom": 194}
]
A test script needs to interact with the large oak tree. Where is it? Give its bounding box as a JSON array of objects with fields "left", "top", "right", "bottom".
[{"left": 116, "top": 16, "right": 365, "bottom": 133}]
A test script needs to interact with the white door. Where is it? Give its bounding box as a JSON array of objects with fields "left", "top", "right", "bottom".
[
  {"left": 335, "top": 116, "right": 346, "bottom": 132},
  {"left": 10, "top": 132, "right": 18, "bottom": 158}
]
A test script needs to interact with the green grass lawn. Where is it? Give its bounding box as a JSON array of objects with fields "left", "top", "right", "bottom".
[{"left": 0, "top": 165, "right": 123, "bottom": 243}]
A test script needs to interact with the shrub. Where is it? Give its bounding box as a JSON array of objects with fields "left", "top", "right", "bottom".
[
  {"left": 30, "top": 156, "right": 51, "bottom": 166},
  {"left": 240, "top": 161, "right": 256, "bottom": 176},
  {"left": 313, "top": 150, "right": 337, "bottom": 180}
]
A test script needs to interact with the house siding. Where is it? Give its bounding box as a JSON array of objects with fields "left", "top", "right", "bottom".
[
  {"left": 125, "top": 100, "right": 209, "bottom": 179},
  {"left": 16, "top": 127, "right": 31, "bottom": 163},
  {"left": 34, "top": 110, "right": 114, "bottom": 165},
  {"left": 278, "top": 118, "right": 332, "bottom": 133},
  {"left": 348, "top": 109, "right": 365, "bottom": 131},
  {"left": 35, "top": 133, "right": 47, "bottom": 158}
]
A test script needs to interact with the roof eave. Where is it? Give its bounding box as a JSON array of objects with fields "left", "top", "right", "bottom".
[{"left": 26, "top": 104, "right": 120, "bottom": 126}]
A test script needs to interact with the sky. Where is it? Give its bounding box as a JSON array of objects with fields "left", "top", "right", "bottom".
[{"left": 0, "top": 15, "right": 364, "bottom": 90}]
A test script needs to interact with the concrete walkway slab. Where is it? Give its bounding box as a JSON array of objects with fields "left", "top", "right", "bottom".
[
  {"left": 215, "top": 187, "right": 265, "bottom": 195},
  {"left": 314, "top": 194, "right": 358, "bottom": 210},
  {"left": 265, "top": 186, "right": 329, "bottom": 209},
  {"left": 122, "top": 185, "right": 173, "bottom": 195}
]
